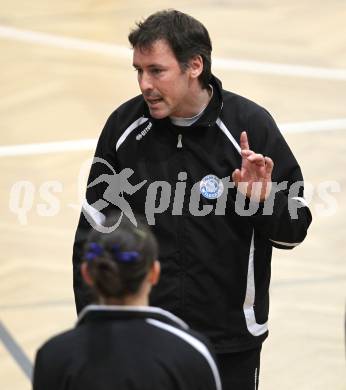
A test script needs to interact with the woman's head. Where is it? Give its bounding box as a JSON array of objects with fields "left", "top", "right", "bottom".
[{"left": 81, "top": 214, "right": 159, "bottom": 304}]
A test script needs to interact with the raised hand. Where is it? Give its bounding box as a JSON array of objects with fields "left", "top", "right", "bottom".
[{"left": 232, "top": 131, "right": 274, "bottom": 202}]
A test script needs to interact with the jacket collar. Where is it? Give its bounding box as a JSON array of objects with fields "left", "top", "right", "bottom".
[
  {"left": 193, "top": 74, "right": 223, "bottom": 128},
  {"left": 76, "top": 304, "right": 189, "bottom": 330}
]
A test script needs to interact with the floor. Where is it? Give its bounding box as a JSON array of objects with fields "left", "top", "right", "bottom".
[{"left": 0, "top": 1, "right": 345, "bottom": 389}]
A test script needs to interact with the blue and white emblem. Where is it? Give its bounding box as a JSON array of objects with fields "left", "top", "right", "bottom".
[{"left": 200, "top": 174, "right": 224, "bottom": 199}]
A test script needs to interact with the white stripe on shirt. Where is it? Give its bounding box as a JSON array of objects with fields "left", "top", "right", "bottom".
[
  {"left": 116, "top": 116, "right": 149, "bottom": 151},
  {"left": 146, "top": 318, "right": 222, "bottom": 390}
]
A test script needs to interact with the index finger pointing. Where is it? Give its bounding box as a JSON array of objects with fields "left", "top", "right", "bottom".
[{"left": 240, "top": 131, "right": 250, "bottom": 150}]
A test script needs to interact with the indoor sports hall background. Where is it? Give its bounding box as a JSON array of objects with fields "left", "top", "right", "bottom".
[{"left": 1, "top": 1, "right": 345, "bottom": 389}]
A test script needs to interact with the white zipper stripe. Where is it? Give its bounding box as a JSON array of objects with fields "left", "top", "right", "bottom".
[
  {"left": 216, "top": 118, "right": 241, "bottom": 154},
  {"left": 177, "top": 134, "right": 183, "bottom": 148},
  {"left": 243, "top": 230, "right": 268, "bottom": 336},
  {"left": 116, "top": 117, "right": 149, "bottom": 151},
  {"left": 146, "top": 318, "right": 222, "bottom": 390}
]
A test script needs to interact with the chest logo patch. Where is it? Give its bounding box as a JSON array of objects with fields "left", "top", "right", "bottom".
[
  {"left": 200, "top": 174, "right": 224, "bottom": 199},
  {"left": 136, "top": 121, "right": 152, "bottom": 141}
]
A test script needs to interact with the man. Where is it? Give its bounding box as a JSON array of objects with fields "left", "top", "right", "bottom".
[{"left": 73, "top": 10, "right": 312, "bottom": 390}]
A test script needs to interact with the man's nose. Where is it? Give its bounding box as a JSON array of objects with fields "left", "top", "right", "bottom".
[{"left": 138, "top": 72, "right": 153, "bottom": 92}]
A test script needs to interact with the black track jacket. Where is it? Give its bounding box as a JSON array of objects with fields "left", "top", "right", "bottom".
[
  {"left": 33, "top": 306, "right": 221, "bottom": 390},
  {"left": 73, "top": 75, "right": 312, "bottom": 353}
]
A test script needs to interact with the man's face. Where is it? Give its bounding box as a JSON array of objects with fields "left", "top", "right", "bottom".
[{"left": 133, "top": 40, "right": 193, "bottom": 119}]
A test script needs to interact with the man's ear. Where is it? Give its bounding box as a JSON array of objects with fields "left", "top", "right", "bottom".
[
  {"left": 189, "top": 55, "right": 204, "bottom": 79},
  {"left": 148, "top": 260, "right": 161, "bottom": 286},
  {"left": 81, "top": 262, "right": 94, "bottom": 287}
]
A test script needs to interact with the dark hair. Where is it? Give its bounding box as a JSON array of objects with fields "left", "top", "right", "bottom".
[
  {"left": 128, "top": 9, "right": 212, "bottom": 89},
  {"left": 84, "top": 213, "right": 158, "bottom": 300}
]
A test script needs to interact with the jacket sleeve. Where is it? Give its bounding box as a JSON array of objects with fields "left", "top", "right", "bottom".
[
  {"left": 72, "top": 111, "right": 120, "bottom": 314},
  {"left": 32, "top": 348, "right": 56, "bottom": 390},
  {"left": 185, "top": 329, "right": 222, "bottom": 390},
  {"left": 32, "top": 348, "right": 44, "bottom": 390},
  {"left": 247, "top": 108, "right": 312, "bottom": 249}
]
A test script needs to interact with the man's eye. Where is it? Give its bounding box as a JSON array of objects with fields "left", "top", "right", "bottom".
[{"left": 151, "top": 68, "right": 163, "bottom": 75}]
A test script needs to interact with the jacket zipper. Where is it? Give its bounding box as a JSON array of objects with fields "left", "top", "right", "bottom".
[
  {"left": 177, "top": 133, "right": 183, "bottom": 149},
  {"left": 175, "top": 132, "right": 185, "bottom": 317}
]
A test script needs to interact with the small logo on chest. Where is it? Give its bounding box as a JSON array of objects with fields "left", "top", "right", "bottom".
[
  {"left": 136, "top": 122, "right": 152, "bottom": 141},
  {"left": 200, "top": 174, "right": 224, "bottom": 199}
]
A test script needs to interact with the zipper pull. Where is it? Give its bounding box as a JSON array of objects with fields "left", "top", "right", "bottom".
[{"left": 177, "top": 133, "right": 183, "bottom": 149}]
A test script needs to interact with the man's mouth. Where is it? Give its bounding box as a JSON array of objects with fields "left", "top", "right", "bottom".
[{"left": 146, "top": 97, "right": 163, "bottom": 106}]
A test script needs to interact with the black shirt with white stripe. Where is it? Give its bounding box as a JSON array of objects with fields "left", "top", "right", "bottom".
[
  {"left": 73, "top": 75, "right": 312, "bottom": 353},
  {"left": 33, "top": 305, "right": 222, "bottom": 390}
]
